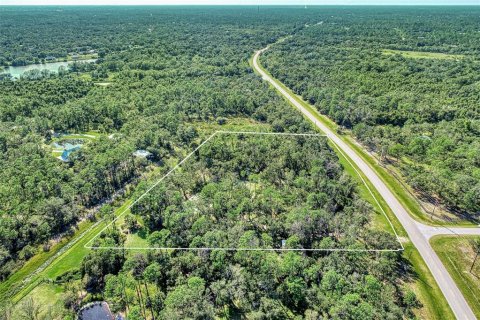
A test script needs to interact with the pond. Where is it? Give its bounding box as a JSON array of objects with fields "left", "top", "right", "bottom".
[
  {"left": 1, "top": 59, "right": 96, "bottom": 79},
  {"left": 52, "top": 140, "right": 84, "bottom": 161},
  {"left": 78, "top": 302, "right": 114, "bottom": 320}
]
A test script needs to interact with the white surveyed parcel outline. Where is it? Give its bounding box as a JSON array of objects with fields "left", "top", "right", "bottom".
[{"left": 85, "top": 131, "right": 404, "bottom": 252}]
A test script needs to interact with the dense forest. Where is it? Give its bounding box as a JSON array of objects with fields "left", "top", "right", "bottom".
[
  {"left": 262, "top": 6, "right": 480, "bottom": 218},
  {"left": 2, "top": 5, "right": 473, "bottom": 319},
  {"left": 0, "top": 6, "right": 310, "bottom": 281},
  {"left": 122, "top": 133, "right": 399, "bottom": 252},
  {"left": 83, "top": 133, "right": 405, "bottom": 319}
]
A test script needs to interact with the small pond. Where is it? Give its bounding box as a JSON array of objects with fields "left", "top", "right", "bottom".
[{"left": 78, "top": 302, "right": 114, "bottom": 320}]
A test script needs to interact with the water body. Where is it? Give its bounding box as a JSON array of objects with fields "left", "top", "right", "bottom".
[
  {"left": 78, "top": 302, "right": 114, "bottom": 320},
  {"left": 1, "top": 59, "right": 96, "bottom": 79}
]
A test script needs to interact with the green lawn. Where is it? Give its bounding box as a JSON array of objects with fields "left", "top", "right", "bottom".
[
  {"left": 252, "top": 52, "right": 455, "bottom": 320},
  {"left": 52, "top": 150, "right": 63, "bottom": 157},
  {"left": 53, "top": 133, "right": 99, "bottom": 142},
  {"left": 382, "top": 49, "right": 464, "bottom": 60},
  {"left": 431, "top": 235, "right": 480, "bottom": 319},
  {"left": 125, "top": 231, "right": 149, "bottom": 249},
  {"left": 112, "top": 208, "right": 150, "bottom": 249}
]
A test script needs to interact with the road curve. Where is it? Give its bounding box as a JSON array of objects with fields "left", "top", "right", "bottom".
[{"left": 253, "top": 47, "right": 477, "bottom": 320}]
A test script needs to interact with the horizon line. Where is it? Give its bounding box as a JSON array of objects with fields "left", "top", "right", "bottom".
[{"left": 1, "top": 3, "right": 479, "bottom": 6}]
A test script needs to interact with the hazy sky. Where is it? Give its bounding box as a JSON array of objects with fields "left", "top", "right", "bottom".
[{"left": 1, "top": 0, "right": 479, "bottom": 5}]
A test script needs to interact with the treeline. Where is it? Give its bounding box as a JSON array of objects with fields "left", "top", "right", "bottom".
[
  {"left": 263, "top": 6, "right": 480, "bottom": 217},
  {"left": 0, "top": 6, "right": 304, "bottom": 67}
]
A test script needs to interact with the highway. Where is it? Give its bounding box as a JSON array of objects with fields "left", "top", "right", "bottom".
[{"left": 253, "top": 46, "right": 479, "bottom": 320}]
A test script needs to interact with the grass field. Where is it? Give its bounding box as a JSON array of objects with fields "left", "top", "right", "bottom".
[
  {"left": 252, "top": 52, "right": 455, "bottom": 320},
  {"left": 2, "top": 52, "right": 464, "bottom": 318},
  {"left": 431, "top": 235, "right": 480, "bottom": 318},
  {"left": 43, "top": 200, "right": 131, "bottom": 281},
  {"left": 53, "top": 132, "right": 102, "bottom": 141},
  {"left": 193, "top": 117, "right": 271, "bottom": 134},
  {"left": 13, "top": 283, "right": 65, "bottom": 318},
  {"left": 382, "top": 49, "right": 464, "bottom": 60}
]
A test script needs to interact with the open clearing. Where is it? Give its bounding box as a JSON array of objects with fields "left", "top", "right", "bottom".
[{"left": 382, "top": 49, "right": 464, "bottom": 60}]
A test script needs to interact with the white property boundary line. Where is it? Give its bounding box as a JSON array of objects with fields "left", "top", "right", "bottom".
[{"left": 85, "top": 131, "right": 403, "bottom": 252}]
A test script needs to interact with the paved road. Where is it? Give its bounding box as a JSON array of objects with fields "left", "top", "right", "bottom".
[
  {"left": 416, "top": 222, "right": 480, "bottom": 239},
  {"left": 253, "top": 47, "right": 479, "bottom": 320}
]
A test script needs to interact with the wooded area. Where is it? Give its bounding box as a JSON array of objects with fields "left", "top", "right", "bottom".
[
  {"left": 262, "top": 6, "right": 480, "bottom": 218},
  {"left": 1, "top": 5, "right": 470, "bottom": 319},
  {"left": 81, "top": 133, "right": 404, "bottom": 319},
  {"left": 0, "top": 6, "right": 307, "bottom": 282}
]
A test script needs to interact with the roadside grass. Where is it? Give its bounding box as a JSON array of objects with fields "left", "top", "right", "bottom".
[
  {"left": 382, "top": 49, "right": 464, "bottom": 60},
  {"left": 333, "top": 141, "right": 398, "bottom": 238},
  {"left": 342, "top": 135, "right": 476, "bottom": 226},
  {"left": 251, "top": 52, "right": 455, "bottom": 320},
  {"left": 431, "top": 235, "right": 480, "bottom": 318},
  {"left": 113, "top": 128, "right": 400, "bottom": 250},
  {"left": 253, "top": 53, "right": 476, "bottom": 226},
  {"left": 43, "top": 200, "right": 132, "bottom": 281}
]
